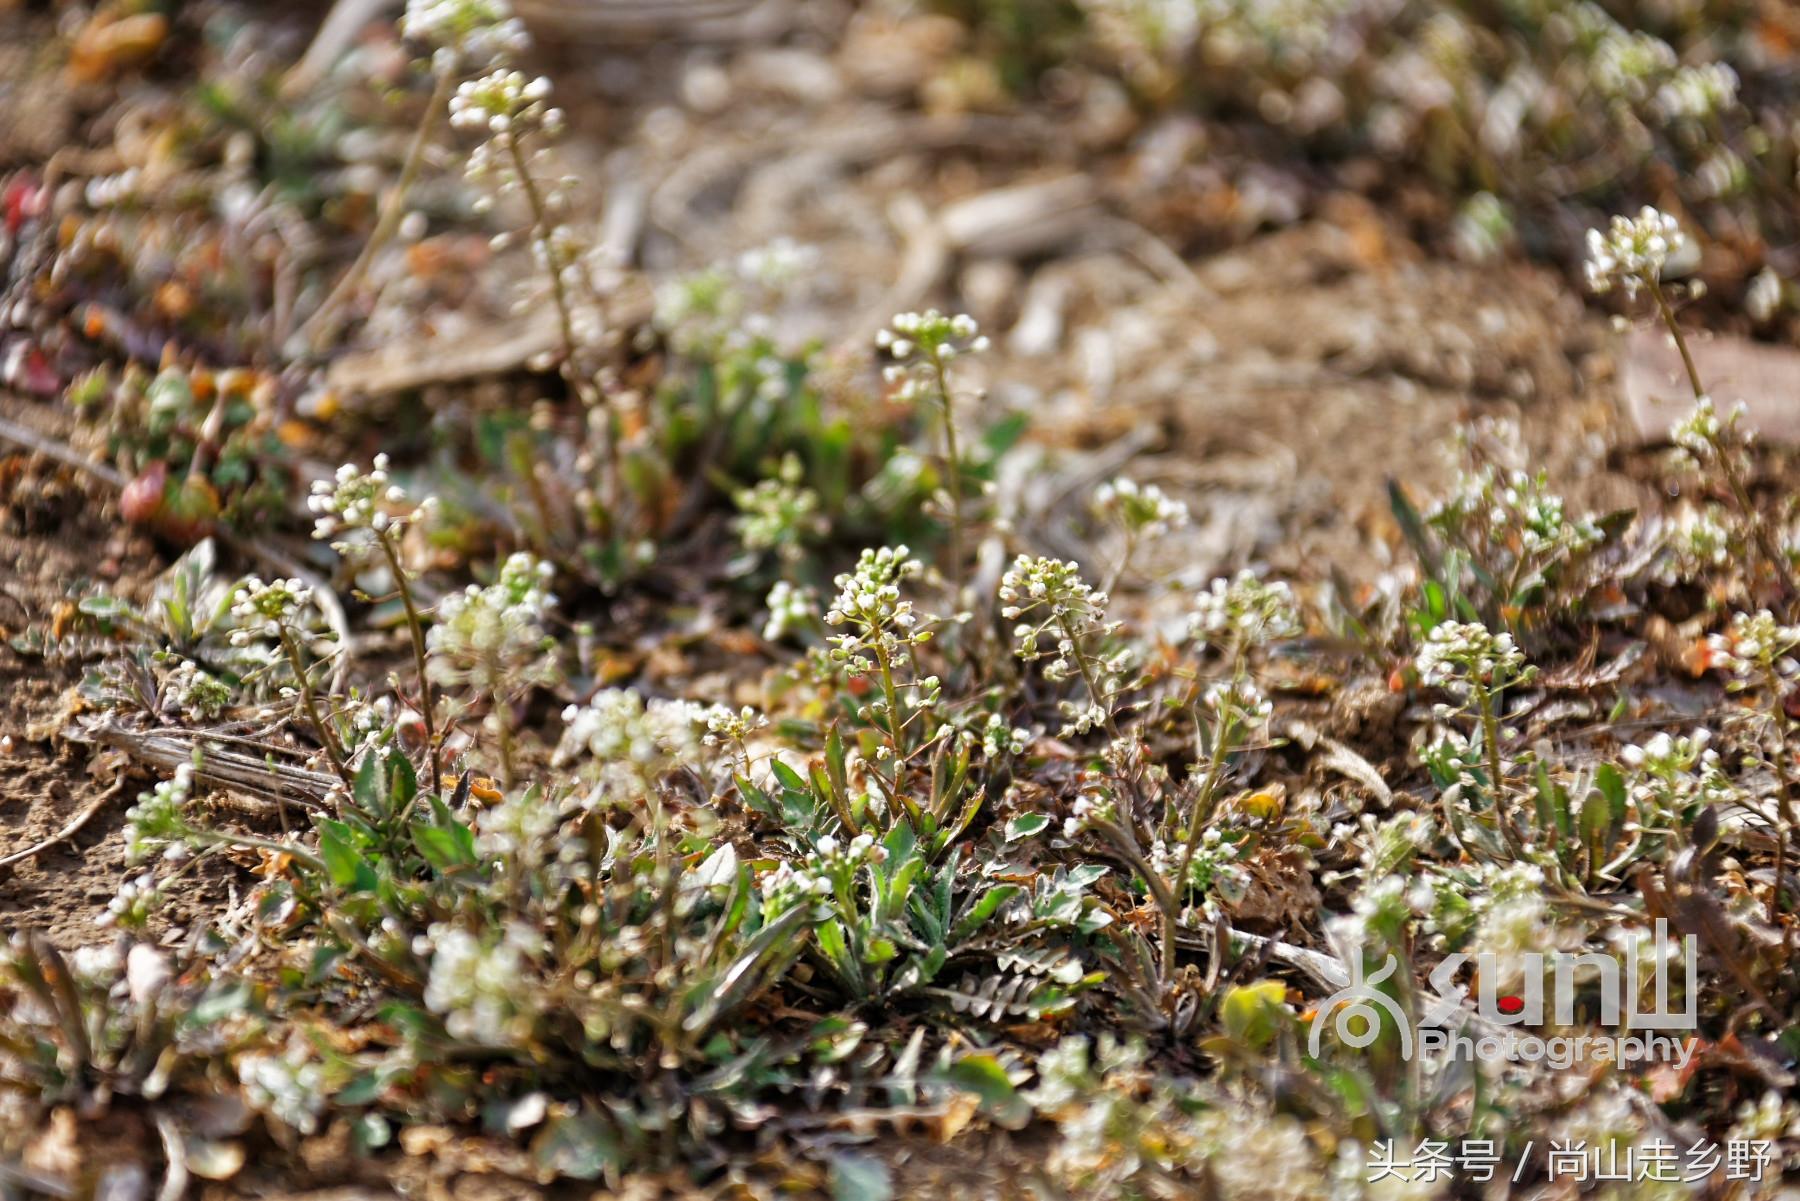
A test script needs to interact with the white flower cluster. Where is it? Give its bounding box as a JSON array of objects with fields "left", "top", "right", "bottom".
[
  {"left": 1023, "top": 1036, "right": 1142, "bottom": 1175},
  {"left": 309, "top": 455, "right": 431, "bottom": 551},
  {"left": 977, "top": 712, "right": 1031, "bottom": 758},
  {"left": 737, "top": 237, "right": 818, "bottom": 289},
  {"left": 877, "top": 310, "right": 989, "bottom": 406},
  {"left": 878, "top": 310, "right": 988, "bottom": 365},
  {"left": 1093, "top": 476, "right": 1189, "bottom": 540},
  {"left": 1621, "top": 728, "right": 1731, "bottom": 825},
  {"left": 1335, "top": 811, "right": 1434, "bottom": 885},
  {"left": 811, "top": 831, "right": 887, "bottom": 877},
  {"left": 340, "top": 693, "right": 398, "bottom": 756},
  {"left": 654, "top": 241, "right": 819, "bottom": 361},
  {"left": 703, "top": 705, "right": 768, "bottom": 747},
  {"left": 1467, "top": 882, "right": 1556, "bottom": 989},
  {"left": 1669, "top": 395, "right": 1750, "bottom": 466},
  {"left": 1589, "top": 26, "right": 1677, "bottom": 104},
  {"left": 167, "top": 656, "right": 232, "bottom": 718},
  {"left": 824, "top": 546, "right": 929, "bottom": 677},
  {"left": 99, "top": 871, "right": 161, "bottom": 930},
  {"left": 1002, "top": 555, "right": 1128, "bottom": 736},
  {"left": 762, "top": 579, "right": 816, "bottom": 642},
  {"left": 450, "top": 67, "right": 585, "bottom": 298},
  {"left": 125, "top": 762, "right": 195, "bottom": 862},
  {"left": 1730, "top": 1092, "right": 1800, "bottom": 1143},
  {"left": 450, "top": 69, "right": 562, "bottom": 139},
  {"left": 1189, "top": 570, "right": 1300, "bottom": 649},
  {"left": 1654, "top": 62, "right": 1739, "bottom": 123},
  {"left": 425, "top": 551, "right": 558, "bottom": 692},
  {"left": 400, "top": 0, "right": 529, "bottom": 72},
  {"left": 1063, "top": 791, "right": 1119, "bottom": 839},
  {"left": 733, "top": 456, "right": 825, "bottom": 561},
  {"left": 238, "top": 1041, "right": 328, "bottom": 1135},
  {"left": 63, "top": 942, "right": 123, "bottom": 988},
  {"left": 229, "top": 576, "right": 313, "bottom": 644},
  {"left": 759, "top": 859, "right": 834, "bottom": 915},
  {"left": 554, "top": 689, "right": 715, "bottom": 806},
  {"left": 1583, "top": 206, "right": 1685, "bottom": 298},
  {"left": 760, "top": 832, "right": 887, "bottom": 915},
  {"left": 1661, "top": 504, "right": 1733, "bottom": 582},
  {"left": 474, "top": 786, "right": 561, "bottom": 860},
  {"left": 1201, "top": 675, "right": 1273, "bottom": 731},
  {"left": 1149, "top": 829, "right": 1247, "bottom": 903},
  {"left": 422, "top": 921, "right": 542, "bottom": 1046},
  {"left": 1428, "top": 464, "right": 1602, "bottom": 569},
  {"left": 654, "top": 267, "right": 744, "bottom": 359},
  {"left": 1706, "top": 610, "right": 1800, "bottom": 681},
  {"left": 1001, "top": 555, "right": 1114, "bottom": 670},
  {"left": 1416, "top": 621, "right": 1528, "bottom": 689},
  {"left": 1409, "top": 860, "right": 1539, "bottom": 945}
]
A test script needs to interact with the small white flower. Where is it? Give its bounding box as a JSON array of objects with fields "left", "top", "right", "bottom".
[
  {"left": 1189, "top": 571, "right": 1300, "bottom": 648},
  {"left": 401, "top": 0, "right": 530, "bottom": 70},
  {"left": 1093, "top": 476, "right": 1189, "bottom": 541},
  {"left": 1583, "top": 206, "right": 1685, "bottom": 298},
  {"left": 422, "top": 921, "right": 542, "bottom": 1046},
  {"left": 824, "top": 546, "right": 931, "bottom": 678},
  {"left": 1416, "top": 621, "right": 1529, "bottom": 690}
]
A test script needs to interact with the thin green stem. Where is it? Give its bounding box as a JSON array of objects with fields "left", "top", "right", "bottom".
[
  {"left": 1649, "top": 276, "right": 1796, "bottom": 599},
  {"left": 1101, "top": 530, "right": 1138, "bottom": 599},
  {"left": 1476, "top": 683, "right": 1527, "bottom": 859},
  {"left": 1647, "top": 277, "right": 1704, "bottom": 400},
  {"left": 280, "top": 627, "right": 350, "bottom": 787},
  {"left": 1164, "top": 705, "right": 1237, "bottom": 980},
  {"left": 496, "top": 700, "right": 516, "bottom": 790},
  {"left": 304, "top": 70, "right": 452, "bottom": 353},
  {"left": 195, "top": 826, "right": 328, "bottom": 877},
  {"left": 929, "top": 351, "right": 967, "bottom": 606},
  {"left": 873, "top": 645, "right": 909, "bottom": 795},
  {"left": 1057, "top": 615, "right": 1120, "bottom": 742},
  {"left": 379, "top": 532, "right": 439, "bottom": 792},
  {"left": 506, "top": 134, "right": 621, "bottom": 519},
  {"left": 1762, "top": 663, "right": 1797, "bottom": 951}
]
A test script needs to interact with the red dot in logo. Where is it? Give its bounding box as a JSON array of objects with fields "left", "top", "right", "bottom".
[{"left": 1497, "top": 994, "right": 1525, "bottom": 1015}]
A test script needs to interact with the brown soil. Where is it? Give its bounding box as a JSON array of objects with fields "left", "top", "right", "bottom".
[
  {"left": 0, "top": 431, "right": 165, "bottom": 945},
  {"left": 0, "top": 401, "right": 249, "bottom": 948}
]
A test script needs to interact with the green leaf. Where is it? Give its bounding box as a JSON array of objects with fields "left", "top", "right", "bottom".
[
  {"left": 1220, "top": 979, "right": 1291, "bottom": 1049},
  {"left": 1535, "top": 760, "right": 1572, "bottom": 836},
  {"left": 737, "top": 774, "right": 775, "bottom": 818},
  {"left": 1579, "top": 790, "right": 1615, "bottom": 859},
  {"left": 412, "top": 823, "right": 476, "bottom": 875},
  {"left": 1594, "top": 763, "right": 1627, "bottom": 824},
  {"left": 770, "top": 759, "right": 809, "bottom": 795},
  {"left": 184, "top": 980, "right": 254, "bottom": 1027},
  {"left": 1388, "top": 479, "right": 1440, "bottom": 581},
  {"left": 531, "top": 1110, "right": 622, "bottom": 1182},
  {"left": 830, "top": 1152, "right": 893, "bottom": 1201},
  {"left": 940, "top": 1053, "right": 1030, "bottom": 1129},
  {"left": 319, "top": 827, "right": 378, "bottom": 893},
  {"left": 78, "top": 595, "right": 130, "bottom": 619},
  {"left": 352, "top": 753, "right": 388, "bottom": 816},
  {"left": 951, "top": 884, "right": 1021, "bottom": 943},
  {"left": 1004, "top": 813, "right": 1050, "bottom": 842},
  {"left": 354, "top": 748, "right": 420, "bottom": 820}
]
